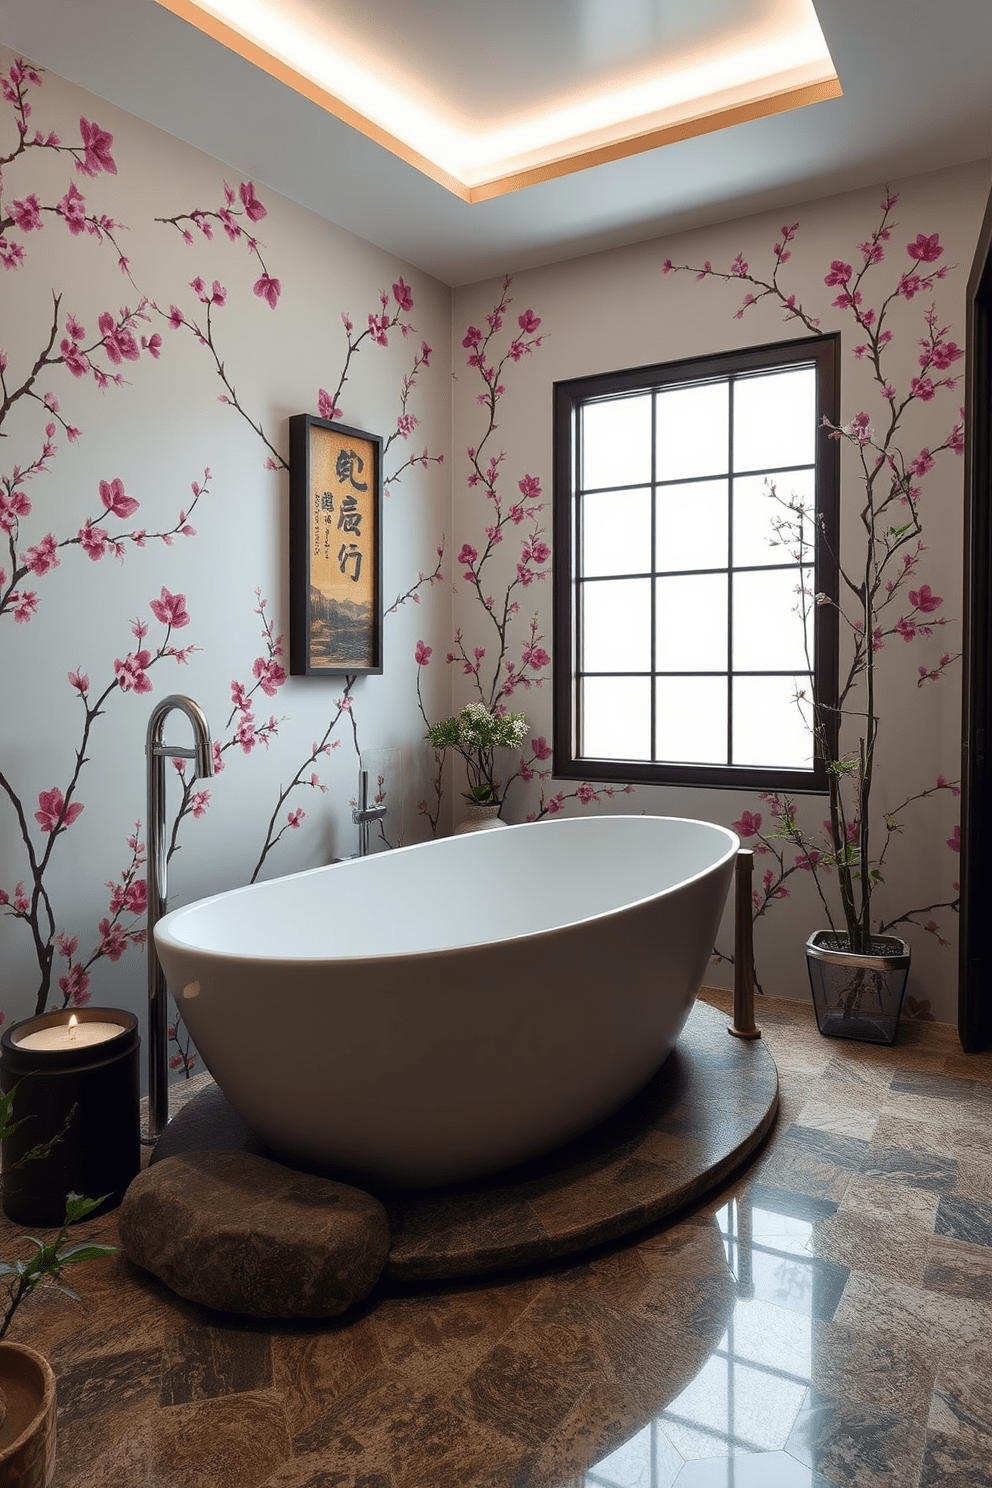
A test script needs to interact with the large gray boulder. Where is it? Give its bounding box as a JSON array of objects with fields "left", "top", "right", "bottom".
[{"left": 119, "top": 1151, "right": 390, "bottom": 1317}]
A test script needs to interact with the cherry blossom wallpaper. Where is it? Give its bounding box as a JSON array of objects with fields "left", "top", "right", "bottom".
[
  {"left": 450, "top": 162, "right": 990, "bottom": 1023},
  {"left": 1, "top": 41, "right": 988, "bottom": 1052},
  {"left": 0, "top": 48, "right": 451, "bottom": 1070}
]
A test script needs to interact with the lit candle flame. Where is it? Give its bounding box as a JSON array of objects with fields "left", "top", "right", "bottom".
[{"left": 68, "top": 1014, "right": 78, "bottom": 1038}]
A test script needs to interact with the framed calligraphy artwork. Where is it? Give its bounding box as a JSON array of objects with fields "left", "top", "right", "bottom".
[{"left": 289, "top": 414, "right": 383, "bottom": 675}]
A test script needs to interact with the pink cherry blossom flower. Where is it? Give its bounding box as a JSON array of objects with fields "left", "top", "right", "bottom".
[
  {"left": 124, "top": 879, "right": 148, "bottom": 915},
  {"left": 98, "top": 918, "right": 128, "bottom": 961},
  {"left": 190, "top": 791, "right": 211, "bottom": 818},
  {"left": 68, "top": 669, "right": 89, "bottom": 693},
  {"left": 167, "top": 304, "right": 184, "bottom": 330},
  {"left": 910, "top": 376, "right": 935, "bottom": 402},
  {"left": 577, "top": 784, "right": 598, "bottom": 805},
  {"left": 141, "top": 333, "right": 162, "bottom": 358},
  {"left": 56, "top": 934, "right": 79, "bottom": 959},
  {"left": 730, "top": 253, "right": 748, "bottom": 277},
  {"left": 60, "top": 338, "right": 89, "bottom": 377},
  {"left": 517, "top": 309, "right": 541, "bottom": 333},
  {"left": 824, "top": 260, "right": 852, "bottom": 287},
  {"left": 530, "top": 541, "right": 551, "bottom": 565},
  {"left": 239, "top": 181, "right": 266, "bottom": 220},
  {"left": 114, "top": 650, "right": 153, "bottom": 693},
  {"left": 907, "top": 232, "right": 942, "bottom": 263},
  {"left": 947, "top": 824, "right": 960, "bottom": 852},
  {"left": 98, "top": 310, "right": 139, "bottom": 364},
  {"left": 58, "top": 183, "right": 87, "bottom": 235},
  {"left": 253, "top": 274, "right": 281, "bottom": 309},
  {"left": 77, "top": 117, "right": 116, "bottom": 176},
  {"left": 896, "top": 616, "right": 917, "bottom": 642},
  {"left": 518, "top": 474, "right": 542, "bottom": 499},
  {"left": 909, "top": 584, "right": 942, "bottom": 613},
  {"left": 236, "top": 715, "right": 257, "bottom": 752},
  {"left": 99, "top": 476, "right": 139, "bottom": 518},
  {"left": 11, "top": 590, "right": 38, "bottom": 622},
  {"left": 908, "top": 449, "right": 934, "bottom": 478},
  {"left": 532, "top": 736, "right": 553, "bottom": 761},
  {"left": 252, "top": 656, "right": 286, "bottom": 695},
  {"left": 11, "top": 194, "right": 42, "bottom": 231},
  {"left": 211, "top": 741, "right": 225, "bottom": 773},
  {"left": 415, "top": 640, "right": 432, "bottom": 666},
  {"left": 930, "top": 339, "right": 962, "bottom": 370},
  {"left": 317, "top": 388, "right": 341, "bottom": 421},
  {"left": 462, "top": 326, "right": 483, "bottom": 349},
  {"left": 149, "top": 587, "right": 190, "bottom": 628},
  {"left": 545, "top": 793, "right": 565, "bottom": 815},
  {"left": 288, "top": 808, "right": 305, "bottom": 829},
  {"left": 35, "top": 786, "right": 84, "bottom": 834},
  {"left": 457, "top": 543, "right": 478, "bottom": 566},
  {"left": 78, "top": 521, "right": 110, "bottom": 560},
  {"left": 23, "top": 533, "right": 60, "bottom": 575},
  {"left": 58, "top": 964, "right": 91, "bottom": 1006},
  {"left": 392, "top": 277, "right": 413, "bottom": 310},
  {"left": 732, "top": 810, "right": 762, "bottom": 838}
]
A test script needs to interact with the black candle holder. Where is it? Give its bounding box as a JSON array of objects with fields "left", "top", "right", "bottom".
[{"left": 0, "top": 1007, "right": 140, "bottom": 1227}]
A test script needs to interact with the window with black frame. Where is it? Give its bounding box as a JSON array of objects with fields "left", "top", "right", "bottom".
[{"left": 552, "top": 335, "right": 839, "bottom": 792}]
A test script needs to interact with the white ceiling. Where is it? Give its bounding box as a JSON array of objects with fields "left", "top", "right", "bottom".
[{"left": 2, "top": 0, "right": 990, "bottom": 286}]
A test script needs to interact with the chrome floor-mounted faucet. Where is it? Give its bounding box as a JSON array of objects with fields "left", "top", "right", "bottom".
[
  {"left": 144, "top": 695, "right": 213, "bottom": 1143},
  {"left": 352, "top": 769, "right": 387, "bottom": 857}
]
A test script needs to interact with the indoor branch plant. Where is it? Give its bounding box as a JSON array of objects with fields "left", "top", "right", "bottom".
[{"left": 664, "top": 192, "right": 963, "bottom": 1040}]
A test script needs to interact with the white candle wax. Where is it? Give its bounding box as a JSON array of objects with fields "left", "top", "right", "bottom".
[{"left": 15, "top": 1020, "right": 125, "bottom": 1052}]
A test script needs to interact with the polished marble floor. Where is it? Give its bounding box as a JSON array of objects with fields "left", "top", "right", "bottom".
[{"left": 3, "top": 989, "right": 992, "bottom": 1488}]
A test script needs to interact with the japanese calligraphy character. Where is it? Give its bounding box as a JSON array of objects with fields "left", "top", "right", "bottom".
[
  {"left": 336, "top": 449, "right": 369, "bottom": 491},
  {"left": 337, "top": 494, "right": 362, "bottom": 535},
  {"left": 338, "top": 542, "right": 362, "bottom": 582}
]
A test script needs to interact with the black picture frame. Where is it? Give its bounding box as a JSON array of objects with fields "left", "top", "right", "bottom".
[{"left": 289, "top": 413, "right": 383, "bottom": 675}]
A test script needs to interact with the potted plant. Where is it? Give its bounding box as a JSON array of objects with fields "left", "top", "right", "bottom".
[
  {"left": 426, "top": 702, "right": 529, "bottom": 830},
  {"left": 664, "top": 192, "right": 962, "bottom": 1042},
  {"left": 0, "top": 1087, "right": 118, "bottom": 1486}
]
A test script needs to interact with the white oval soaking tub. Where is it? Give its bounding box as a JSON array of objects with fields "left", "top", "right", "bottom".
[{"left": 154, "top": 814, "right": 739, "bottom": 1187}]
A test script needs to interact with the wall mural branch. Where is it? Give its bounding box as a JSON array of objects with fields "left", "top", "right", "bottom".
[{"left": 665, "top": 192, "right": 963, "bottom": 1007}]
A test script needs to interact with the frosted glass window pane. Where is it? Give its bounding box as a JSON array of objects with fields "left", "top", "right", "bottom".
[
  {"left": 581, "top": 488, "right": 651, "bottom": 576},
  {"left": 656, "top": 574, "right": 727, "bottom": 671},
  {"left": 580, "top": 677, "right": 651, "bottom": 760},
  {"left": 581, "top": 579, "right": 651, "bottom": 671},
  {"left": 733, "top": 469, "right": 815, "bottom": 568},
  {"left": 733, "top": 675, "right": 814, "bottom": 769},
  {"left": 582, "top": 396, "right": 652, "bottom": 489},
  {"left": 655, "top": 677, "right": 727, "bottom": 764},
  {"left": 733, "top": 568, "right": 813, "bottom": 671},
  {"left": 733, "top": 366, "right": 816, "bottom": 473},
  {"left": 656, "top": 479, "right": 728, "bottom": 571},
  {"left": 656, "top": 381, "right": 728, "bottom": 482}
]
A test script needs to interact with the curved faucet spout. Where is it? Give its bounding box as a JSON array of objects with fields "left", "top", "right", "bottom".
[{"left": 145, "top": 695, "right": 214, "bottom": 1143}]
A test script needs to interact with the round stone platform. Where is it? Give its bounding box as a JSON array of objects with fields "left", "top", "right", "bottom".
[{"left": 153, "top": 999, "right": 778, "bottom": 1281}]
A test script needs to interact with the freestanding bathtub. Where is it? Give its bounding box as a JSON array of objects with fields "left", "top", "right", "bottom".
[{"left": 154, "top": 814, "right": 738, "bottom": 1187}]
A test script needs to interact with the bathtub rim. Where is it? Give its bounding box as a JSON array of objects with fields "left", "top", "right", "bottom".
[{"left": 154, "top": 813, "right": 740, "bottom": 969}]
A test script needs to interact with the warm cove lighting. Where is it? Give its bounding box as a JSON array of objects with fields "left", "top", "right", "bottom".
[{"left": 153, "top": 0, "right": 841, "bottom": 200}]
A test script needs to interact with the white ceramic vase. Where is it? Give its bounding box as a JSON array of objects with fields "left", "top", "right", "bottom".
[{"left": 453, "top": 803, "right": 508, "bottom": 835}]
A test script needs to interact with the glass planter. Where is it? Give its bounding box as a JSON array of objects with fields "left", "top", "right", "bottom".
[{"left": 805, "top": 931, "right": 911, "bottom": 1045}]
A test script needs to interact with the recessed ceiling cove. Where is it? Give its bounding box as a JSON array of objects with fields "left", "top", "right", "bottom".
[{"left": 152, "top": 0, "right": 842, "bottom": 200}]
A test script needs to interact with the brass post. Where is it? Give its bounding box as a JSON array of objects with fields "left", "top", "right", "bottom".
[{"left": 729, "top": 848, "right": 761, "bottom": 1039}]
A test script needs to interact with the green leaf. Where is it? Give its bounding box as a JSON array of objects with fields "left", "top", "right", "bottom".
[
  {"left": 57, "top": 1244, "right": 117, "bottom": 1266},
  {"left": 64, "top": 1192, "right": 107, "bottom": 1224}
]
